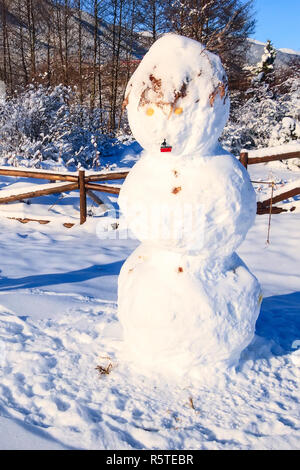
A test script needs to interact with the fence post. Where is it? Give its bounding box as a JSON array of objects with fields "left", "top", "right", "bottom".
[
  {"left": 240, "top": 151, "right": 249, "bottom": 169},
  {"left": 79, "top": 169, "right": 87, "bottom": 225}
]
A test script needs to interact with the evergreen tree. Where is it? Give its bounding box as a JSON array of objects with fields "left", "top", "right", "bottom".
[{"left": 256, "top": 39, "right": 277, "bottom": 76}]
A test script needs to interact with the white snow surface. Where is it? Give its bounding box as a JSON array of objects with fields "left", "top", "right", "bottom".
[
  {"left": 0, "top": 153, "right": 299, "bottom": 449},
  {"left": 279, "top": 48, "right": 300, "bottom": 56},
  {"left": 247, "top": 38, "right": 267, "bottom": 47},
  {"left": 246, "top": 142, "right": 300, "bottom": 158}
]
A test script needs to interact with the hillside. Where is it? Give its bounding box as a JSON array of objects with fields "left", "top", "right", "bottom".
[
  {"left": 0, "top": 2, "right": 146, "bottom": 66},
  {"left": 246, "top": 38, "right": 300, "bottom": 68}
]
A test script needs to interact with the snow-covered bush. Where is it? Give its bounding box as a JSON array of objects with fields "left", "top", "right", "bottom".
[
  {"left": 0, "top": 84, "right": 132, "bottom": 170},
  {"left": 1, "top": 77, "right": 298, "bottom": 167},
  {"left": 269, "top": 116, "right": 300, "bottom": 146},
  {"left": 221, "top": 72, "right": 300, "bottom": 155}
]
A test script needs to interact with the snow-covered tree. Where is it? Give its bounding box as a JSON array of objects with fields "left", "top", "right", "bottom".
[
  {"left": 221, "top": 70, "right": 300, "bottom": 155},
  {"left": 243, "top": 39, "right": 277, "bottom": 83},
  {"left": 255, "top": 39, "right": 277, "bottom": 77}
]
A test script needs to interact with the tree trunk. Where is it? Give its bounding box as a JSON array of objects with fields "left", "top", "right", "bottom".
[
  {"left": 26, "top": 0, "right": 36, "bottom": 79},
  {"left": 90, "top": 0, "right": 98, "bottom": 110},
  {"left": 64, "top": 0, "right": 70, "bottom": 86},
  {"left": 56, "top": 2, "right": 64, "bottom": 82},
  {"left": 76, "top": 0, "right": 83, "bottom": 104},
  {"left": 1, "top": 0, "right": 8, "bottom": 82},
  {"left": 110, "top": 0, "right": 124, "bottom": 132},
  {"left": 18, "top": 0, "right": 29, "bottom": 85}
]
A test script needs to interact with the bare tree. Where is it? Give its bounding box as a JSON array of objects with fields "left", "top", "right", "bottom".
[
  {"left": 63, "top": 0, "right": 70, "bottom": 86},
  {"left": 137, "top": 0, "right": 166, "bottom": 45},
  {"left": 75, "top": 0, "right": 83, "bottom": 103},
  {"left": 165, "top": 0, "right": 255, "bottom": 78},
  {"left": 90, "top": 0, "right": 99, "bottom": 109},
  {"left": 0, "top": 0, "right": 13, "bottom": 90},
  {"left": 26, "top": 0, "right": 36, "bottom": 78},
  {"left": 18, "top": 0, "right": 29, "bottom": 84}
]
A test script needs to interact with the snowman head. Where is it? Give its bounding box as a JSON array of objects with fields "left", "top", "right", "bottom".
[{"left": 123, "top": 34, "right": 230, "bottom": 156}]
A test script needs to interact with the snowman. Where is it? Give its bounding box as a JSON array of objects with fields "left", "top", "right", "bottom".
[{"left": 118, "top": 34, "right": 261, "bottom": 381}]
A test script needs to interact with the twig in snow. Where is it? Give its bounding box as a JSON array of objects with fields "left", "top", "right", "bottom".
[{"left": 95, "top": 363, "right": 113, "bottom": 376}]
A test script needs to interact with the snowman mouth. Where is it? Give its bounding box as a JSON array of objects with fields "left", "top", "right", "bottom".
[{"left": 160, "top": 139, "right": 172, "bottom": 152}]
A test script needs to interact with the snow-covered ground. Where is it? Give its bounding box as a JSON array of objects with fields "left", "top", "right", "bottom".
[{"left": 0, "top": 145, "right": 299, "bottom": 450}]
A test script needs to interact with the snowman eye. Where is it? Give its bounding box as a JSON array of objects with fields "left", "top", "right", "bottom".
[
  {"left": 174, "top": 107, "right": 183, "bottom": 115},
  {"left": 146, "top": 107, "right": 154, "bottom": 116}
]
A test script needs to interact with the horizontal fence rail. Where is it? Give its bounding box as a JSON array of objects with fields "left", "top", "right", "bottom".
[
  {"left": 85, "top": 183, "right": 121, "bottom": 194},
  {"left": 86, "top": 171, "right": 129, "bottom": 182},
  {"left": 0, "top": 167, "right": 129, "bottom": 183},
  {"left": 259, "top": 186, "right": 300, "bottom": 208},
  {"left": 257, "top": 187, "right": 300, "bottom": 214},
  {"left": 0, "top": 182, "right": 78, "bottom": 204},
  {"left": 0, "top": 168, "right": 78, "bottom": 182}
]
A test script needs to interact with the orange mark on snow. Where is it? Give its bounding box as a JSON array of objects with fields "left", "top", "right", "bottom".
[
  {"left": 209, "top": 82, "right": 228, "bottom": 107},
  {"left": 146, "top": 107, "right": 154, "bottom": 116},
  {"left": 174, "top": 107, "right": 183, "bottom": 115},
  {"left": 172, "top": 186, "right": 182, "bottom": 195}
]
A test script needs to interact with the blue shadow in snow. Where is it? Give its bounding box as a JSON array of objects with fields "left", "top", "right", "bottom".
[
  {"left": 256, "top": 291, "right": 300, "bottom": 353},
  {"left": 0, "top": 403, "right": 77, "bottom": 450},
  {"left": 0, "top": 260, "right": 125, "bottom": 292}
]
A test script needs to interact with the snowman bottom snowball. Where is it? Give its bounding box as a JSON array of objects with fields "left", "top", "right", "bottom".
[{"left": 118, "top": 245, "right": 261, "bottom": 381}]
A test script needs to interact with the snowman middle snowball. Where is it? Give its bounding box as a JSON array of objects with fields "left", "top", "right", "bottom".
[{"left": 118, "top": 34, "right": 261, "bottom": 381}]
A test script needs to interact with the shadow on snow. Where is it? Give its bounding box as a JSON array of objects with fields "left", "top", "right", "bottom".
[
  {"left": 0, "top": 260, "right": 124, "bottom": 292},
  {"left": 255, "top": 291, "right": 300, "bottom": 353}
]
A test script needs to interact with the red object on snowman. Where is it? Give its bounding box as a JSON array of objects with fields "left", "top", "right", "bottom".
[{"left": 160, "top": 139, "right": 172, "bottom": 152}]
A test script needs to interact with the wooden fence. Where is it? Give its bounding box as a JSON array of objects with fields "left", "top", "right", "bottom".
[
  {"left": 0, "top": 147, "right": 299, "bottom": 226},
  {"left": 239, "top": 149, "right": 300, "bottom": 215},
  {"left": 0, "top": 167, "right": 129, "bottom": 225}
]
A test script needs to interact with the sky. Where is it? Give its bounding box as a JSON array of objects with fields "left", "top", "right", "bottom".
[{"left": 252, "top": 0, "right": 300, "bottom": 51}]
